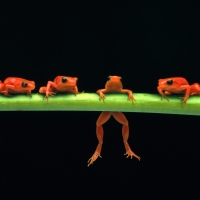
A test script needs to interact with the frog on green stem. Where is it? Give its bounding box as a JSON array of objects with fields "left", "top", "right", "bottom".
[
  {"left": 88, "top": 76, "right": 140, "bottom": 167},
  {"left": 0, "top": 77, "right": 35, "bottom": 96},
  {"left": 157, "top": 77, "right": 191, "bottom": 107},
  {"left": 39, "top": 76, "right": 79, "bottom": 102}
]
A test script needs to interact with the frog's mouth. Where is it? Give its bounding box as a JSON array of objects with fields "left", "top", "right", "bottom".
[{"left": 67, "top": 80, "right": 77, "bottom": 85}]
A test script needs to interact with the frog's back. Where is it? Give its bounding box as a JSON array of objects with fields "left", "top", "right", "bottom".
[{"left": 172, "top": 77, "right": 189, "bottom": 85}]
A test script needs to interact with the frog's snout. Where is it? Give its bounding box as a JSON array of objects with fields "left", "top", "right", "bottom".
[
  {"left": 29, "top": 81, "right": 35, "bottom": 90},
  {"left": 158, "top": 79, "right": 164, "bottom": 85}
]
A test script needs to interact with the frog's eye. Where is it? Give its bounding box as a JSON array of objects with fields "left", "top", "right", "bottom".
[
  {"left": 120, "top": 77, "right": 122, "bottom": 80},
  {"left": 167, "top": 79, "right": 173, "bottom": 85},
  {"left": 22, "top": 82, "right": 27, "bottom": 87},
  {"left": 62, "top": 77, "right": 67, "bottom": 83},
  {"left": 107, "top": 76, "right": 111, "bottom": 80}
]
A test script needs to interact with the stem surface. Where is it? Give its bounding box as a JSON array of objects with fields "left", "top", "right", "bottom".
[{"left": 0, "top": 93, "right": 200, "bottom": 115}]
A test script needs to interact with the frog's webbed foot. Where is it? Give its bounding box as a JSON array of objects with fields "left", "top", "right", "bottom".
[
  {"left": 74, "top": 91, "right": 84, "bottom": 96},
  {"left": 43, "top": 92, "right": 56, "bottom": 102},
  {"left": 127, "top": 95, "right": 135, "bottom": 105},
  {"left": 99, "top": 94, "right": 105, "bottom": 103},
  {"left": 179, "top": 97, "right": 188, "bottom": 108},
  {"left": 124, "top": 149, "right": 141, "bottom": 161},
  {"left": 78, "top": 91, "right": 84, "bottom": 94},
  {"left": 48, "top": 92, "right": 56, "bottom": 96},
  {"left": 161, "top": 95, "right": 169, "bottom": 102},
  {"left": 87, "top": 151, "right": 102, "bottom": 167},
  {"left": 26, "top": 91, "right": 32, "bottom": 97}
]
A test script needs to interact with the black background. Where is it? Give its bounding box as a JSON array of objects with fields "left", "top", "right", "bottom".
[{"left": 1, "top": 1, "right": 200, "bottom": 199}]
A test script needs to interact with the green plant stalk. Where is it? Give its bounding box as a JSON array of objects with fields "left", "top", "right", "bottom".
[{"left": 0, "top": 93, "right": 200, "bottom": 115}]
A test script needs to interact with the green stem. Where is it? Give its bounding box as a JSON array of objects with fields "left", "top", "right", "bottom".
[{"left": 0, "top": 93, "right": 200, "bottom": 115}]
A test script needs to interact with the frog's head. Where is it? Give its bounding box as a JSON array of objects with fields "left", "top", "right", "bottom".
[{"left": 22, "top": 80, "right": 35, "bottom": 90}]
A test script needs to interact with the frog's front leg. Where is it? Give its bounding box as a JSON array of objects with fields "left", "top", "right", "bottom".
[
  {"left": 112, "top": 112, "right": 141, "bottom": 161},
  {"left": 42, "top": 81, "right": 57, "bottom": 102},
  {"left": 121, "top": 89, "right": 135, "bottom": 104},
  {"left": 96, "top": 89, "right": 107, "bottom": 103},
  {"left": 73, "top": 86, "right": 78, "bottom": 95},
  {"left": 26, "top": 90, "right": 33, "bottom": 97},
  {"left": 39, "top": 87, "right": 56, "bottom": 102},
  {"left": 72, "top": 86, "right": 84, "bottom": 96},
  {"left": 157, "top": 86, "right": 170, "bottom": 101},
  {"left": 181, "top": 86, "right": 191, "bottom": 107},
  {"left": 87, "top": 112, "right": 112, "bottom": 167}
]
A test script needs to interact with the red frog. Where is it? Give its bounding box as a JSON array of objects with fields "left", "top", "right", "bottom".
[
  {"left": 157, "top": 77, "right": 191, "bottom": 107},
  {"left": 39, "top": 76, "right": 79, "bottom": 101},
  {"left": 97, "top": 75, "right": 135, "bottom": 104},
  {"left": 0, "top": 77, "right": 35, "bottom": 96},
  {"left": 87, "top": 76, "right": 140, "bottom": 167}
]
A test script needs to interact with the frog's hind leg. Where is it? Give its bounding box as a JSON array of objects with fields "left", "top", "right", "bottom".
[
  {"left": 112, "top": 112, "right": 141, "bottom": 161},
  {"left": 87, "top": 112, "right": 112, "bottom": 166}
]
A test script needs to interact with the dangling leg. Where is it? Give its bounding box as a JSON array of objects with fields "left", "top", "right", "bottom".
[
  {"left": 87, "top": 112, "right": 112, "bottom": 166},
  {"left": 112, "top": 112, "right": 141, "bottom": 161}
]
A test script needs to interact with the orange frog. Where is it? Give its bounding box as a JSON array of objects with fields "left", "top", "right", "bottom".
[
  {"left": 157, "top": 77, "right": 191, "bottom": 107},
  {"left": 39, "top": 76, "right": 79, "bottom": 102},
  {"left": 0, "top": 77, "right": 35, "bottom": 96},
  {"left": 87, "top": 76, "right": 140, "bottom": 167},
  {"left": 97, "top": 75, "right": 135, "bottom": 104}
]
